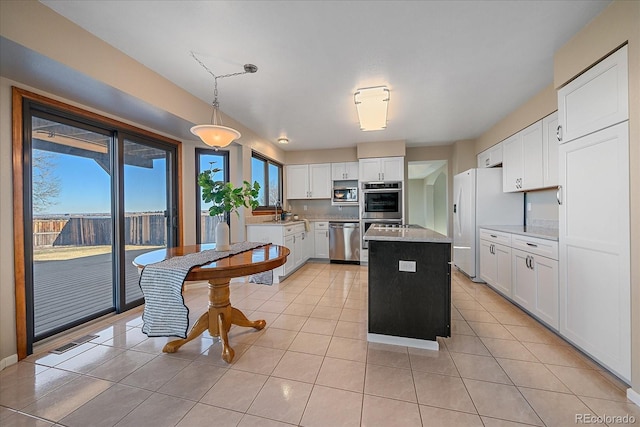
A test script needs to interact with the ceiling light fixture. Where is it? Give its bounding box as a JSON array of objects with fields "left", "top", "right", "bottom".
[
  {"left": 190, "top": 52, "right": 258, "bottom": 149},
  {"left": 277, "top": 137, "right": 289, "bottom": 144},
  {"left": 354, "top": 86, "right": 390, "bottom": 131}
]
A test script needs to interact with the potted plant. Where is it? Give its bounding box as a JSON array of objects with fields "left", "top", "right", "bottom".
[{"left": 198, "top": 164, "right": 260, "bottom": 251}]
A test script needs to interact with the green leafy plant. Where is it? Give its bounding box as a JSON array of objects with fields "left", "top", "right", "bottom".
[{"left": 198, "top": 165, "right": 260, "bottom": 218}]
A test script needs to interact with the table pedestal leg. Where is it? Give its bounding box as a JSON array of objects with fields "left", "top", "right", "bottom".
[
  {"left": 162, "top": 311, "right": 209, "bottom": 353},
  {"left": 162, "top": 276, "right": 266, "bottom": 363}
]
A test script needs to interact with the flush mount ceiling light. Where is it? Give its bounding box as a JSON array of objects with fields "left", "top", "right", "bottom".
[
  {"left": 354, "top": 86, "right": 390, "bottom": 131},
  {"left": 277, "top": 137, "right": 289, "bottom": 144},
  {"left": 190, "top": 52, "right": 258, "bottom": 149}
]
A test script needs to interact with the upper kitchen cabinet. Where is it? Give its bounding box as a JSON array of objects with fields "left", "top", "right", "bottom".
[
  {"left": 331, "top": 162, "right": 359, "bottom": 181},
  {"left": 502, "top": 120, "right": 544, "bottom": 192},
  {"left": 542, "top": 112, "right": 559, "bottom": 187},
  {"left": 557, "top": 45, "right": 628, "bottom": 145},
  {"left": 286, "top": 163, "right": 331, "bottom": 199},
  {"left": 359, "top": 157, "right": 404, "bottom": 182},
  {"left": 477, "top": 143, "right": 503, "bottom": 168}
]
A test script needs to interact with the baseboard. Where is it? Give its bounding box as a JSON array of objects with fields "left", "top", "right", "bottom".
[
  {"left": 628, "top": 387, "right": 640, "bottom": 408},
  {"left": 0, "top": 354, "right": 18, "bottom": 371}
]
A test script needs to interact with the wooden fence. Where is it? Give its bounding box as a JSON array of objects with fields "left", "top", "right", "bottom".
[{"left": 33, "top": 213, "right": 167, "bottom": 247}]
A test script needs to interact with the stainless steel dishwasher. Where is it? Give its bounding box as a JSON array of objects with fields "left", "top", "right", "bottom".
[{"left": 329, "top": 222, "right": 360, "bottom": 263}]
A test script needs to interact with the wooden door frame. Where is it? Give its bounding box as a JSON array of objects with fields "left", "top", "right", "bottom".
[{"left": 12, "top": 87, "right": 183, "bottom": 359}]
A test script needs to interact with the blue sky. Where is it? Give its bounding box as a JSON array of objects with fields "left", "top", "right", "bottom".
[{"left": 37, "top": 152, "right": 167, "bottom": 215}]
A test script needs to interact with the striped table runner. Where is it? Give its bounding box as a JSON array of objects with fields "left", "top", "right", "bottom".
[{"left": 139, "top": 241, "right": 267, "bottom": 338}]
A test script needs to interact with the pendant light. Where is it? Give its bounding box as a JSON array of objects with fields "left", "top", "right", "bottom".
[{"left": 190, "top": 52, "right": 258, "bottom": 149}]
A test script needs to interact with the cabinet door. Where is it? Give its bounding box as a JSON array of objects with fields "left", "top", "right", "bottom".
[
  {"left": 477, "top": 150, "right": 491, "bottom": 168},
  {"left": 559, "top": 121, "right": 630, "bottom": 380},
  {"left": 479, "top": 240, "right": 497, "bottom": 285},
  {"left": 380, "top": 157, "right": 404, "bottom": 181},
  {"left": 512, "top": 248, "right": 535, "bottom": 311},
  {"left": 309, "top": 163, "right": 331, "bottom": 199},
  {"left": 344, "top": 162, "right": 359, "bottom": 180},
  {"left": 286, "top": 165, "right": 310, "bottom": 199},
  {"left": 557, "top": 45, "right": 628, "bottom": 144},
  {"left": 521, "top": 121, "right": 543, "bottom": 190},
  {"left": 502, "top": 133, "right": 523, "bottom": 192},
  {"left": 494, "top": 243, "right": 512, "bottom": 298},
  {"left": 489, "top": 143, "right": 503, "bottom": 166},
  {"left": 532, "top": 255, "right": 558, "bottom": 330},
  {"left": 331, "top": 163, "right": 346, "bottom": 180},
  {"left": 314, "top": 229, "right": 329, "bottom": 258},
  {"left": 359, "top": 158, "right": 382, "bottom": 181},
  {"left": 542, "top": 112, "right": 559, "bottom": 187},
  {"left": 293, "top": 232, "right": 305, "bottom": 267},
  {"left": 283, "top": 234, "right": 295, "bottom": 275}
]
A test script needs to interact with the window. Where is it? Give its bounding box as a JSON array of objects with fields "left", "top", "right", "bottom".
[
  {"left": 251, "top": 153, "right": 282, "bottom": 209},
  {"left": 195, "top": 149, "right": 229, "bottom": 244}
]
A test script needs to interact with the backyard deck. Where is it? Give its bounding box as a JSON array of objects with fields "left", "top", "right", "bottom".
[{"left": 33, "top": 248, "right": 151, "bottom": 337}]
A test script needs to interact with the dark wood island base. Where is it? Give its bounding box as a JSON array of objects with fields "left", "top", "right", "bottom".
[{"left": 365, "top": 226, "right": 451, "bottom": 350}]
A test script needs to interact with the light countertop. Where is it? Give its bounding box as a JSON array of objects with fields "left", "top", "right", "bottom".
[
  {"left": 246, "top": 220, "right": 306, "bottom": 226},
  {"left": 364, "top": 225, "right": 451, "bottom": 243},
  {"left": 481, "top": 225, "right": 559, "bottom": 241}
]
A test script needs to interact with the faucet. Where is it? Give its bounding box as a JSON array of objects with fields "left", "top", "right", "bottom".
[{"left": 274, "top": 200, "right": 281, "bottom": 222}]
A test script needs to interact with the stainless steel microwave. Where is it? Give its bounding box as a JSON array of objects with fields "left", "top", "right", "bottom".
[{"left": 332, "top": 186, "right": 358, "bottom": 205}]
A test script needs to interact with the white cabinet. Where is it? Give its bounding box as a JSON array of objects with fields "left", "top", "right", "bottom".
[
  {"left": 313, "top": 222, "right": 329, "bottom": 258},
  {"left": 479, "top": 230, "right": 512, "bottom": 297},
  {"left": 479, "top": 228, "right": 558, "bottom": 330},
  {"left": 246, "top": 222, "right": 310, "bottom": 282},
  {"left": 511, "top": 234, "right": 559, "bottom": 330},
  {"left": 477, "top": 143, "right": 503, "bottom": 168},
  {"left": 557, "top": 45, "right": 628, "bottom": 144},
  {"left": 331, "top": 162, "right": 359, "bottom": 181},
  {"left": 502, "top": 121, "right": 543, "bottom": 192},
  {"left": 512, "top": 248, "right": 559, "bottom": 330},
  {"left": 285, "top": 163, "right": 331, "bottom": 199},
  {"left": 359, "top": 157, "right": 404, "bottom": 182},
  {"left": 559, "top": 121, "right": 630, "bottom": 380},
  {"left": 542, "top": 112, "right": 559, "bottom": 187}
]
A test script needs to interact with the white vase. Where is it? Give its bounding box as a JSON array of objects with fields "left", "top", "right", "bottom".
[{"left": 215, "top": 221, "right": 231, "bottom": 251}]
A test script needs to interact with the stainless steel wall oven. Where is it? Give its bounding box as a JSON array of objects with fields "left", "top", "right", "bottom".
[{"left": 361, "top": 181, "right": 402, "bottom": 220}]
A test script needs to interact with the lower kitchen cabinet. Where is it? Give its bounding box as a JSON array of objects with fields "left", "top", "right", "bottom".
[
  {"left": 246, "top": 222, "right": 310, "bottom": 282},
  {"left": 479, "top": 240, "right": 512, "bottom": 298},
  {"left": 479, "top": 228, "right": 559, "bottom": 330},
  {"left": 313, "top": 222, "right": 329, "bottom": 258},
  {"left": 512, "top": 248, "right": 559, "bottom": 330}
]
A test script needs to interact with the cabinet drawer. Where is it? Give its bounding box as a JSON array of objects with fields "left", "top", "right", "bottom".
[
  {"left": 284, "top": 223, "right": 305, "bottom": 236},
  {"left": 511, "top": 235, "right": 558, "bottom": 260},
  {"left": 479, "top": 229, "right": 511, "bottom": 245},
  {"left": 314, "top": 222, "right": 329, "bottom": 230}
]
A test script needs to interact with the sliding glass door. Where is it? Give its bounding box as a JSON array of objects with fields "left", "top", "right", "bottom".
[
  {"left": 24, "top": 103, "right": 179, "bottom": 348},
  {"left": 30, "top": 116, "right": 115, "bottom": 339}
]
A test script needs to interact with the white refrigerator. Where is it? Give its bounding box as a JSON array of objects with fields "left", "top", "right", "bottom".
[{"left": 453, "top": 168, "right": 523, "bottom": 281}]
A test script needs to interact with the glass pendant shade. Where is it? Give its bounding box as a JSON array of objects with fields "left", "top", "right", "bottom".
[{"left": 190, "top": 124, "right": 241, "bottom": 148}]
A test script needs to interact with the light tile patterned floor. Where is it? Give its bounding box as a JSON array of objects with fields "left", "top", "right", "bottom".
[{"left": 1, "top": 262, "right": 638, "bottom": 426}]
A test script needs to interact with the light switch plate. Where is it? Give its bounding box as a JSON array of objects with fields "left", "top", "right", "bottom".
[{"left": 399, "top": 260, "right": 416, "bottom": 273}]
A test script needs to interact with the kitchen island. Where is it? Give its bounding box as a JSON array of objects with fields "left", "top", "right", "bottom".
[{"left": 364, "top": 225, "right": 452, "bottom": 350}]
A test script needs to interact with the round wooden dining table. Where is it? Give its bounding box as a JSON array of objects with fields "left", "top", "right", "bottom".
[{"left": 133, "top": 243, "right": 289, "bottom": 363}]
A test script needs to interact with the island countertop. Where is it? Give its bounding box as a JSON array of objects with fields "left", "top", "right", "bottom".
[{"left": 364, "top": 225, "right": 452, "bottom": 243}]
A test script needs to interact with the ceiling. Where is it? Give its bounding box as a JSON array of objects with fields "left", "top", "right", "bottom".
[{"left": 37, "top": 0, "right": 609, "bottom": 152}]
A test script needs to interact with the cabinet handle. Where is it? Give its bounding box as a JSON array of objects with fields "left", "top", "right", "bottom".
[
  {"left": 526, "top": 242, "right": 538, "bottom": 248},
  {"left": 293, "top": 236, "right": 296, "bottom": 243},
  {"left": 556, "top": 125, "right": 562, "bottom": 142},
  {"left": 485, "top": 158, "right": 490, "bottom": 166},
  {"left": 556, "top": 186, "right": 562, "bottom": 205},
  {"left": 325, "top": 231, "right": 328, "bottom": 237},
  {"left": 525, "top": 255, "right": 531, "bottom": 269},
  {"left": 529, "top": 256, "right": 534, "bottom": 270},
  {"left": 490, "top": 234, "right": 497, "bottom": 238},
  {"left": 382, "top": 172, "right": 384, "bottom": 180}
]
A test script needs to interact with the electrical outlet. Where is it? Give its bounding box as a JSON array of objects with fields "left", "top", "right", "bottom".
[
  {"left": 303, "top": 205, "right": 307, "bottom": 211},
  {"left": 527, "top": 202, "right": 532, "bottom": 212},
  {"left": 338, "top": 206, "right": 342, "bottom": 211},
  {"left": 399, "top": 260, "right": 416, "bottom": 272}
]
